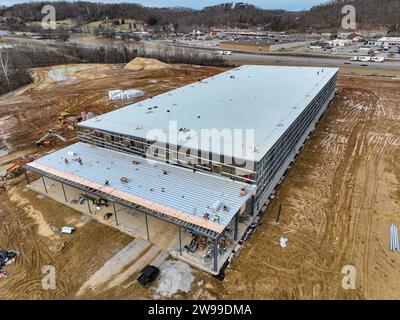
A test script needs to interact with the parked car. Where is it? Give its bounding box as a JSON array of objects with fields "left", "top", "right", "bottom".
[
  {"left": 358, "top": 56, "right": 371, "bottom": 62},
  {"left": 371, "top": 56, "right": 385, "bottom": 63},
  {"left": 350, "top": 56, "right": 359, "bottom": 61},
  {"left": 223, "top": 51, "right": 232, "bottom": 56}
]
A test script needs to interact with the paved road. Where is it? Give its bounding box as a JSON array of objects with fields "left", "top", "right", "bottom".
[
  {"left": 226, "top": 52, "right": 400, "bottom": 69},
  {"left": 153, "top": 41, "right": 400, "bottom": 70}
]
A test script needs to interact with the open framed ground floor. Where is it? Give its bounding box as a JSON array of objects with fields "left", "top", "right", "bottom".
[{"left": 24, "top": 171, "right": 256, "bottom": 275}]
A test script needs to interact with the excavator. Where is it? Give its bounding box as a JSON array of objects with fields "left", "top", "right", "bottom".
[
  {"left": 0, "top": 155, "right": 38, "bottom": 182},
  {"left": 36, "top": 129, "right": 66, "bottom": 148}
]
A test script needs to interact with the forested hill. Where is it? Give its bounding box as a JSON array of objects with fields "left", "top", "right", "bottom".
[{"left": 0, "top": 0, "right": 399, "bottom": 32}]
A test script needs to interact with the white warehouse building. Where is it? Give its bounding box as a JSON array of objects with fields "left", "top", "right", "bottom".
[{"left": 25, "top": 65, "right": 338, "bottom": 274}]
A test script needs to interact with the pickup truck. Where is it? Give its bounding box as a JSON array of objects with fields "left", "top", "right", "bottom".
[
  {"left": 358, "top": 56, "right": 371, "bottom": 62},
  {"left": 371, "top": 56, "right": 385, "bottom": 63}
]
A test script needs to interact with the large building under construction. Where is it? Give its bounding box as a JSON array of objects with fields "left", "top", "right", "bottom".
[{"left": 24, "top": 65, "right": 338, "bottom": 274}]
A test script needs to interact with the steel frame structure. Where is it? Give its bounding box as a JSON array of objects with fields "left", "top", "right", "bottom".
[{"left": 24, "top": 165, "right": 240, "bottom": 272}]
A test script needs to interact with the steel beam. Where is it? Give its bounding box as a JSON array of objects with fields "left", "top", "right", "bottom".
[
  {"left": 145, "top": 213, "right": 150, "bottom": 240},
  {"left": 61, "top": 182, "right": 68, "bottom": 203},
  {"left": 24, "top": 166, "right": 220, "bottom": 239},
  {"left": 42, "top": 176, "right": 48, "bottom": 193}
]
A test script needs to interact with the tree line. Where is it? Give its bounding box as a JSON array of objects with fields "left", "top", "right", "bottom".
[
  {"left": 1, "top": 1, "right": 400, "bottom": 32},
  {"left": 0, "top": 41, "right": 229, "bottom": 95}
]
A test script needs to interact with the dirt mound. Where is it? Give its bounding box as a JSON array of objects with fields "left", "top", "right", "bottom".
[{"left": 124, "top": 57, "right": 172, "bottom": 71}]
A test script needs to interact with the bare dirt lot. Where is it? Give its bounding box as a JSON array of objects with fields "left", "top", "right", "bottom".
[
  {"left": 0, "top": 62, "right": 225, "bottom": 164},
  {"left": 1, "top": 63, "right": 399, "bottom": 300}
]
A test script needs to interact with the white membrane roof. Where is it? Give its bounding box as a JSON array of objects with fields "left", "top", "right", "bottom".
[{"left": 79, "top": 65, "right": 338, "bottom": 162}]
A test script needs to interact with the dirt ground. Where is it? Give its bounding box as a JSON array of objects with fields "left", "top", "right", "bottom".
[
  {"left": 0, "top": 62, "right": 225, "bottom": 165},
  {"left": 214, "top": 76, "right": 400, "bottom": 300},
  {"left": 1, "top": 62, "right": 400, "bottom": 300}
]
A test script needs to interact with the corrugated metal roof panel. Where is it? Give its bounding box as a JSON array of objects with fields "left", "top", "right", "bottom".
[{"left": 29, "top": 142, "right": 256, "bottom": 233}]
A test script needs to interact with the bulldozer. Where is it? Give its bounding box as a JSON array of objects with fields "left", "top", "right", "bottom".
[{"left": 36, "top": 129, "right": 66, "bottom": 148}]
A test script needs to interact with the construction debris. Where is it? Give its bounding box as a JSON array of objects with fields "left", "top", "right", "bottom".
[
  {"left": 155, "top": 260, "right": 194, "bottom": 298},
  {"left": 60, "top": 226, "right": 75, "bottom": 234},
  {"left": 60, "top": 111, "right": 96, "bottom": 127},
  {"left": 280, "top": 237, "right": 288, "bottom": 248}
]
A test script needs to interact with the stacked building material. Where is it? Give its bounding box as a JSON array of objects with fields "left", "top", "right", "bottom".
[
  {"left": 108, "top": 90, "right": 123, "bottom": 101},
  {"left": 109, "top": 89, "right": 144, "bottom": 101},
  {"left": 122, "top": 89, "right": 144, "bottom": 100},
  {"left": 390, "top": 223, "right": 399, "bottom": 252}
]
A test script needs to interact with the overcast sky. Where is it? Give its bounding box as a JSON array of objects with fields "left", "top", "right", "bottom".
[{"left": 1, "top": 0, "right": 327, "bottom": 11}]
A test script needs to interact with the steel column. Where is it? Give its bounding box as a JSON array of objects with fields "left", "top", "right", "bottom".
[
  {"left": 85, "top": 191, "right": 91, "bottom": 213},
  {"left": 234, "top": 212, "right": 239, "bottom": 241},
  {"left": 24, "top": 166, "right": 220, "bottom": 239},
  {"left": 213, "top": 237, "right": 218, "bottom": 272},
  {"left": 24, "top": 170, "right": 30, "bottom": 185},
  {"left": 61, "top": 182, "right": 68, "bottom": 203},
  {"left": 42, "top": 176, "right": 48, "bottom": 193},
  {"left": 113, "top": 201, "right": 119, "bottom": 226},
  {"left": 145, "top": 213, "right": 150, "bottom": 240},
  {"left": 179, "top": 226, "right": 182, "bottom": 256},
  {"left": 276, "top": 204, "right": 282, "bottom": 223}
]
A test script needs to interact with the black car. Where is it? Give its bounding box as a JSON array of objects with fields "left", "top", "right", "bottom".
[
  {"left": 0, "top": 250, "right": 17, "bottom": 268},
  {"left": 137, "top": 265, "right": 160, "bottom": 287}
]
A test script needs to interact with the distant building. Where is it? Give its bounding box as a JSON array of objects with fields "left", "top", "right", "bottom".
[
  {"left": 308, "top": 42, "right": 329, "bottom": 50},
  {"left": 210, "top": 27, "right": 267, "bottom": 38},
  {"left": 219, "top": 39, "right": 271, "bottom": 53},
  {"left": 220, "top": 38, "right": 307, "bottom": 53},
  {"left": 375, "top": 37, "right": 400, "bottom": 48},
  {"left": 328, "top": 39, "right": 352, "bottom": 47},
  {"left": 347, "top": 33, "right": 366, "bottom": 42}
]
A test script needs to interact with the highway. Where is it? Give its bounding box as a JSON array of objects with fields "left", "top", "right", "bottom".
[
  {"left": 151, "top": 41, "right": 400, "bottom": 70},
  {"left": 225, "top": 52, "right": 400, "bottom": 69}
]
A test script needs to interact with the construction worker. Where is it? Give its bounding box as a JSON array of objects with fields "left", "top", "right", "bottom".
[
  {"left": 77, "top": 157, "right": 83, "bottom": 165},
  {"left": 104, "top": 180, "right": 109, "bottom": 186},
  {"left": 203, "top": 212, "right": 210, "bottom": 220},
  {"left": 214, "top": 214, "right": 221, "bottom": 223},
  {"left": 64, "top": 158, "right": 69, "bottom": 165},
  {"left": 199, "top": 236, "right": 206, "bottom": 250}
]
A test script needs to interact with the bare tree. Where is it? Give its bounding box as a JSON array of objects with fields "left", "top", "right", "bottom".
[{"left": 0, "top": 49, "right": 10, "bottom": 86}]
